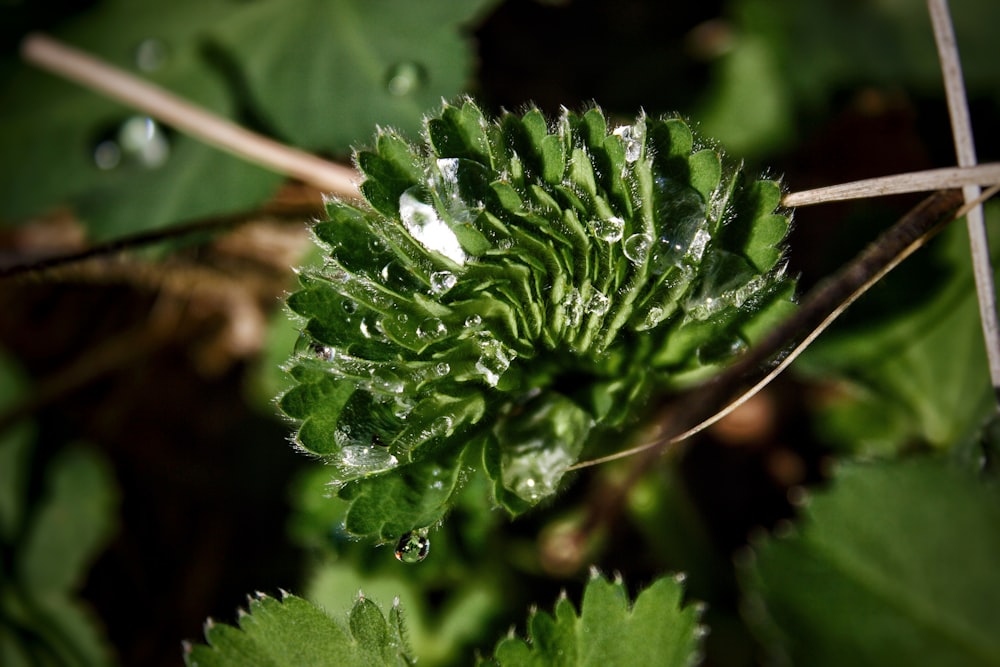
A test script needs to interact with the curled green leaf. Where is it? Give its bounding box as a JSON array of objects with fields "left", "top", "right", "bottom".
[{"left": 281, "top": 99, "right": 794, "bottom": 541}]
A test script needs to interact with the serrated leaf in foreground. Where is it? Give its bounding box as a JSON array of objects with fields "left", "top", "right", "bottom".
[
  {"left": 741, "top": 457, "right": 1000, "bottom": 667},
  {"left": 485, "top": 572, "right": 704, "bottom": 666},
  {"left": 281, "top": 99, "right": 795, "bottom": 541},
  {"left": 184, "top": 593, "right": 413, "bottom": 667}
]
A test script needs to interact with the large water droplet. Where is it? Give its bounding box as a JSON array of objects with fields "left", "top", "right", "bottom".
[
  {"left": 118, "top": 116, "right": 170, "bottom": 168},
  {"left": 385, "top": 61, "right": 427, "bottom": 97},
  {"left": 590, "top": 216, "right": 624, "bottom": 243},
  {"left": 339, "top": 445, "right": 398, "bottom": 474},
  {"left": 623, "top": 233, "right": 651, "bottom": 265},
  {"left": 134, "top": 38, "right": 169, "bottom": 72},
  {"left": 399, "top": 188, "right": 467, "bottom": 265},
  {"left": 430, "top": 270, "right": 457, "bottom": 293},
  {"left": 465, "top": 314, "right": 482, "bottom": 329},
  {"left": 395, "top": 531, "right": 430, "bottom": 563},
  {"left": 435, "top": 361, "right": 451, "bottom": 376}
]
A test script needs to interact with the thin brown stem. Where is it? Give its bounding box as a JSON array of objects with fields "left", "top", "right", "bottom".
[
  {"left": 928, "top": 0, "right": 1000, "bottom": 404},
  {"left": 21, "top": 33, "right": 359, "bottom": 199},
  {"left": 0, "top": 199, "right": 321, "bottom": 280},
  {"left": 577, "top": 189, "right": 965, "bottom": 536}
]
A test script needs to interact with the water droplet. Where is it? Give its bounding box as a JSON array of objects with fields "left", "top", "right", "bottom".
[
  {"left": 613, "top": 124, "right": 642, "bottom": 162},
  {"left": 314, "top": 345, "right": 335, "bottom": 361},
  {"left": 587, "top": 291, "right": 610, "bottom": 315},
  {"left": 396, "top": 313, "right": 409, "bottom": 323},
  {"left": 623, "top": 233, "right": 651, "bottom": 264},
  {"left": 435, "top": 362, "right": 451, "bottom": 376},
  {"left": 430, "top": 270, "right": 457, "bottom": 293},
  {"left": 465, "top": 314, "right": 482, "bottom": 329},
  {"left": 687, "top": 228, "right": 711, "bottom": 262},
  {"left": 589, "top": 216, "right": 624, "bottom": 243},
  {"left": 563, "top": 289, "right": 584, "bottom": 327},
  {"left": 93, "top": 140, "right": 121, "bottom": 170},
  {"left": 370, "top": 367, "right": 404, "bottom": 394},
  {"left": 394, "top": 531, "right": 430, "bottom": 563},
  {"left": 134, "top": 38, "right": 169, "bottom": 72},
  {"left": 642, "top": 305, "right": 665, "bottom": 329},
  {"left": 118, "top": 116, "right": 170, "bottom": 168},
  {"left": 342, "top": 299, "right": 358, "bottom": 314},
  {"left": 339, "top": 445, "right": 398, "bottom": 474},
  {"left": 384, "top": 61, "right": 427, "bottom": 97},
  {"left": 416, "top": 318, "right": 447, "bottom": 340},
  {"left": 475, "top": 333, "right": 514, "bottom": 387},
  {"left": 399, "top": 188, "right": 467, "bottom": 265}
]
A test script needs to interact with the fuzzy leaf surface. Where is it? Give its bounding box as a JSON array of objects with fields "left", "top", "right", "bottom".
[
  {"left": 486, "top": 572, "right": 704, "bottom": 666},
  {"left": 282, "top": 101, "right": 794, "bottom": 539},
  {"left": 742, "top": 457, "right": 1000, "bottom": 667},
  {"left": 185, "top": 593, "right": 413, "bottom": 667}
]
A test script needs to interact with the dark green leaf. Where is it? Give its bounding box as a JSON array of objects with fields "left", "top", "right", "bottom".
[
  {"left": 185, "top": 593, "right": 413, "bottom": 667},
  {"left": 742, "top": 457, "right": 1000, "bottom": 667},
  {"left": 488, "top": 572, "right": 704, "bottom": 666},
  {"left": 211, "top": 0, "right": 499, "bottom": 153}
]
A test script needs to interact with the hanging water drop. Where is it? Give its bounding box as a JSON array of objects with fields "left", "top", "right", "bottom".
[
  {"left": 385, "top": 61, "right": 427, "bottom": 97},
  {"left": 430, "top": 270, "right": 457, "bottom": 293},
  {"left": 394, "top": 531, "right": 430, "bottom": 563},
  {"left": 623, "top": 233, "right": 651, "bottom": 264},
  {"left": 465, "top": 314, "right": 482, "bottom": 329}
]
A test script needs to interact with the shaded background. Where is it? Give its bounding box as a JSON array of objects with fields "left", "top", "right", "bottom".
[{"left": 1, "top": 0, "right": 998, "bottom": 665}]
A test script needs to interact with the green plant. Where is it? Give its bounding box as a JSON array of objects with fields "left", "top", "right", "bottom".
[
  {"left": 279, "top": 100, "right": 794, "bottom": 543},
  {"left": 2, "top": 1, "right": 1000, "bottom": 666}
]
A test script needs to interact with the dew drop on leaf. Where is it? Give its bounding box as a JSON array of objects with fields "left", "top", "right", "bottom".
[
  {"left": 587, "top": 291, "right": 610, "bottom": 315},
  {"left": 474, "top": 333, "right": 514, "bottom": 387},
  {"left": 623, "top": 233, "right": 651, "bottom": 264},
  {"left": 589, "top": 216, "right": 624, "bottom": 243},
  {"left": 417, "top": 318, "right": 448, "bottom": 340},
  {"left": 613, "top": 124, "right": 641, "bottom": 162},
  {"left": 118, "top": 116, "right": 170, "bottom": 169},
  {"left": 384, "top": 61, "right": 427, "bottom": 97},
  {"left": 339, "top": 445, "right": 398, "bottom": 474},
  {"left": 430, "top": 270, "right": 457, "bottom": 293},
  {"left": 394, "top": 531, "right": 430, "bottom": 563},
  {"left": 399, "top": 188, "right": 468, "bottom": 264},
  {"left": 133, "top": 38, "right": 169, "bottom": 72},
  {"left": 370, "top": 367, "right": 404, "bottom": 394},
  {"left": 93, "top": 140, "right": 121, "bottom": 170},
  {"left": 464, "top": 314, "right": 482, "bottom": 329}
]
